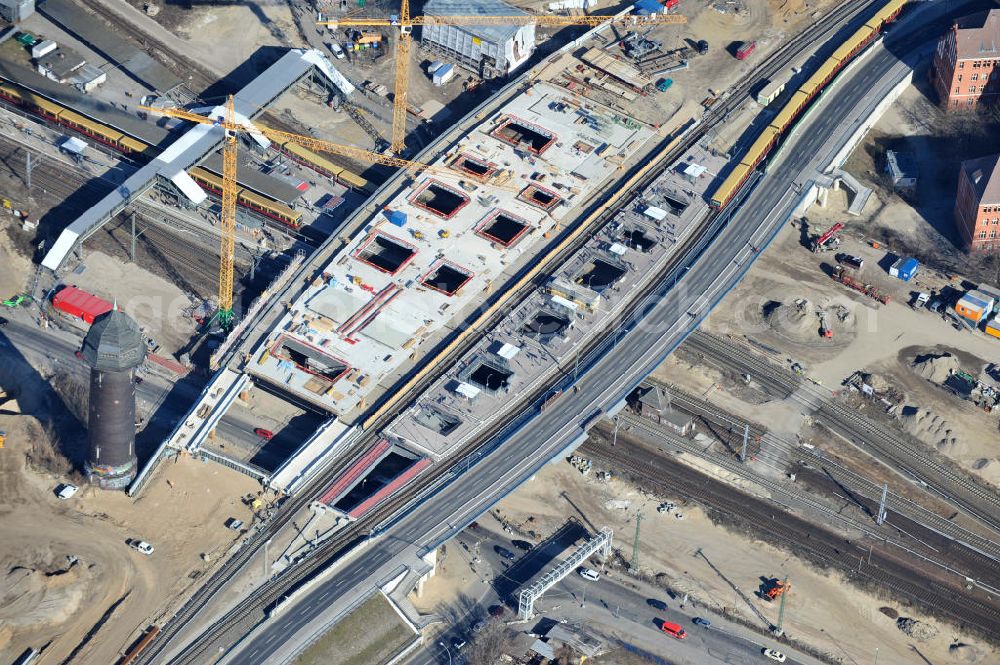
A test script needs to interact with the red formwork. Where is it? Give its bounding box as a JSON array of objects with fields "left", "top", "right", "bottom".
[
  {"left": 318, "top": 438, "right": 393, "bottom": 506},
  {"left": 408, "top": 179, "right": 471, "bottom": 220},
  {"left": 348, "top": 457, "right": 432, "bottom": 519},
  {"left": 420, "top": 259, "right": 475, "bottom": 296}
]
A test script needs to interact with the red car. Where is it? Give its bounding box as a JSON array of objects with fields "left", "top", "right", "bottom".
[{"left": 254, "top": 428, "right": 274, "bottom": 440}]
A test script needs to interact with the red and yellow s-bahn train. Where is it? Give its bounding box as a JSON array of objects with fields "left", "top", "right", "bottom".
[
  {"left": 0, "top": 80, "right": 377, "bottom": 230},
  {"left": 709, "top": 0, "right": 909, "bottom": 210}
]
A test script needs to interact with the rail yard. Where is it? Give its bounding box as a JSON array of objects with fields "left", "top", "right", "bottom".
[{"left": 0, "top": 0, "right": 998, "bottom": 664}]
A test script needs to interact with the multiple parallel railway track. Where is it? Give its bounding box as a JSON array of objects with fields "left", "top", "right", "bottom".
[
  {"left": 584, "top": 433, "right": 1000, "bottom": 640},
  {"left": 684, "top": 331, "right": 1000, "bottom": 535}
]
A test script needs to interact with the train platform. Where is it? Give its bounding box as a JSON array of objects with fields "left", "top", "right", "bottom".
[
  {"left": 0, "top": 60, "right": 172, "bottom": 147},
  {"left": 201, "top": 152, "right": 304, "bottom": 207},
  {"left": 42, "top": 48, "right": 352, "bottom": 272},
  {"left": 316, "top": 438, "right": 429, "bottom": 519}
]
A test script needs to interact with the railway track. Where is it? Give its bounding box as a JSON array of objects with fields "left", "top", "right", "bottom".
[
  {"left": 76, "top": 0, "right": 216, "bottom": 95},
  {"left": 612, "top": 411, "right": 1000, "bottom": 585},
  {"left": 641, "top": 379, "right": 1000, "bottom": 561},
  {"left": 135, "top": 2, "right": 887, "bottom": 661},
  {"left": 583, "top": 435, "right": 1000, "bottom": 640},
  {"left": 684, "top": 331, "right": 1000, "bottom": 535}
]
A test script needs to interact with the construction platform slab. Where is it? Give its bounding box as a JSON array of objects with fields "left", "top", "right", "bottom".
[{"left": 248, "top": 81, "right": 656, "bottom": 418}]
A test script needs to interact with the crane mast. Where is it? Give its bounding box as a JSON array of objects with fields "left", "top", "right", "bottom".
[
  {"left": 320, "top": 6, "right": 686, "bottom": 154},
  {"left": 218, "top": 96, "right": 238, "bottom": 330}
]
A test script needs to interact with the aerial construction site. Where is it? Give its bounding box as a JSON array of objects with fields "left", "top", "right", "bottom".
[{"left": 1, "top": 1, "right": 999, "bottom": 665}]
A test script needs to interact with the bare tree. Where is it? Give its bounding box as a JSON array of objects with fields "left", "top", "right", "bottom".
[{"left": 465, "top": 618, "right": 513, "bottom": 665}]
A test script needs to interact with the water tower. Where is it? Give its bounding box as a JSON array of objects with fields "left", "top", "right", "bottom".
[{"left": 80, "top": 304, "right": 145, "bottom": 490}]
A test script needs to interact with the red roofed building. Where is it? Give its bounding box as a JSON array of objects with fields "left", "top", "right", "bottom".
[
  {"left": 932, "top": 10, "right": 1000, "bottom": 109},
  {"left": 955, "top": 153, "right": 1000, "bottom": 251}
]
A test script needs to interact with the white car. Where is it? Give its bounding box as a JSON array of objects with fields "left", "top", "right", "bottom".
[
  {"left": 578, "top": 567, "right": 600, "bottom": 581},
  {"left": 129, "top": 540, "right": 155, "bottom": 556},
  {"left": 329, "top": 42, "right": 346, "bottom": 59},
  {"left": 56, "top": 484, "right": 78, "bottom": 500},
  {"left": 763, "top": 648, "right": 786, "bottom": 662}
]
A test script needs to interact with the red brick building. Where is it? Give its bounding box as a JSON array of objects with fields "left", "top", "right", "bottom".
[
  {"left": 932, "top": 10, "right": 1000, "bottom": 109},
  {"left": 955, "top": 153, "right": 1000, "bottom": 251}
]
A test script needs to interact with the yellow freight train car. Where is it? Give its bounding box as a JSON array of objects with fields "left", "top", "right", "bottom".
[
  {"left": 281, "top": 141, "right": 345, "bottom": 179},
  {"left": 798, "top": 58, "right": 841, "bottom": 101},
  {"left": 709, "top": 161, "right": 753, "bottom": 209},
  {"left": 707, "top": 0, "right": 909, "bottom": 211},
  {"left": 336, "top": 168, "right": 372, "bottom": 193},
  {"left": 742, "top": 126, "right": 781, "bottom": 172},
  {"left": 238, "top": 188, "right": 303, "bottom": 229},
  {"left": 831, "top": 24, "right": 877, "bottom": 64},
  {"left": 769, "top": 90, "right": 809, "bottom": 134},
  {"left": 866, "top": 0, "right": 908, "bottom": 31}
]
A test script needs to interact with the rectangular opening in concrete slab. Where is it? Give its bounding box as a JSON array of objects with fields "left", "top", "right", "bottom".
[
  {"left": 492, "top": 117, "right": 556, "bottom": 154},
  {"left": 519, "top": 184, "right": 561, "bottom": 211},
  {"left": 575, "top": 258, "right": 626, "bottom": 291},
  {"left": 271, "top": 335, "right": 350, "bottom": 382},
  {"left": 663, "top": 193, "right": 689, "bottom": 215},
  {"left": 522, "top": 308, "right": 571, "bottom": 341},
  {"left": 454, "top": 153, "right": 496, "bottom": 179},
  {"left": 421, "top": 260, "right": 473, "bottom": 296},
  {"left": 622, "top": 227, "right": 656, "bottom": 252},
  {"left": 468, "top": 361, "right": 513, "bottom": 392},
  {"left": 410, "top": 180, "right": 470, "bottom": 219},
  {"left": 414, "top": 404, "right": 462, "bottom": 436},
  {"left": 333, "top": 451, "right": 417, "bottom": 513},
  {"left": 354, "top": 232, "right": 417, "bottom": 275},
  {"left": 476, "top": 209, "right": 530, "bottom": 247}
]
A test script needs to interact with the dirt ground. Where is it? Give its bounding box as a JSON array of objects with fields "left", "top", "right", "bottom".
[
  {"left": 126, "top": 1, "right": 306, "bottom": 77},
  {"left": 694, "top": 215, "right": 1000, "bottom": 483},
  {"left": 59, "top": 251, "right": 200, "bottom": 356},
  {"left": 488, "top": 460, "right": 995, "bottom": 665},
  {"left": 839, "top": 64, "right": 1000, "bottom": 285},
  {"left": 0, "top": 411, "right": 260, "bottom": 665},
  {"left": 1, "top": 221, "right": 32, "bottom": 299}
]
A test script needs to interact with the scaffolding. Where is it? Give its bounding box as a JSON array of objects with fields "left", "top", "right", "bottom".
[{"left": 517, "top": 527, "right": 612, "bottom": 620}]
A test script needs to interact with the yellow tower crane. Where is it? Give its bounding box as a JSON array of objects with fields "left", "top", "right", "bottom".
[
  {"left": 320, "top": 0, "right": 687, "bottom": 154},
  {"left": 139, "top": 99, "right": 521, "bottom": 328},
  {"left": 219, "top": 95, "right": 238, "bottom": 329}
]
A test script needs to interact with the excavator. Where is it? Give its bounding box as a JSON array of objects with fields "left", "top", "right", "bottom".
[{"left": 763, "top": 578, "right": 791, "bottom": 601}]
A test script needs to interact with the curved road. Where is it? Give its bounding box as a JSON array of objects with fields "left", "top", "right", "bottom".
[{"left": 217, "top": 4, "right": 956, "bottom": 663}]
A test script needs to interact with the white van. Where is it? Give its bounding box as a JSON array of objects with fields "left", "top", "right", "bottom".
[
  {"left": 578, "top": 567, "right": 600, "bottom": 581},
  {"left": 329, "top": 42, "right": 346, "bottom": 59}
]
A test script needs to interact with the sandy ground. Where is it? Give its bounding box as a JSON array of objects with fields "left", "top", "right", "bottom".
[
  {"left": 839, "top": 65, "right": 1000, "bottom": 284},
  {"left": 484, "top": 461, "right": 996, "bottom": 665},
  {"left": 0, "top": 411, "right": 260, "bottom": 665},
  {"left": 129, "top": 1, "right": 306, "bottom": 78},
  {"left": 694, "top": 216, "right": 1000, "bottom": 483},
  {"left": 1, "top": 222, "right": 32, "bottom": 299},
  {"left": 59, "top": 251, "right": 199, "bottom": 356}
]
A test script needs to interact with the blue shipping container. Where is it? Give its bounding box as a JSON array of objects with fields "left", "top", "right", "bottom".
[{"left": 890, "top": 257, "right": 919, "bottom": 282}]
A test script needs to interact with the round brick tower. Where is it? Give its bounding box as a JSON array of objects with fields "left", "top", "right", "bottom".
[{"left": 80, "top": 304, "right": 145, "bottom": 490}]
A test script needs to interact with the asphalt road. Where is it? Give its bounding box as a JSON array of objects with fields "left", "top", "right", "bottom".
[
  {"left": 406, "top": 525, "right": 813, "bottom": 665},
  {"left": 220, "top": 11, "right": 938, "bottom": 664}
]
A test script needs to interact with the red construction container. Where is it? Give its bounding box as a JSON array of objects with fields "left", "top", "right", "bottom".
[
  {"left": 51, "top": 285, "right": 113, "bottom": 324},
  {"left": 736, "top": 41, "right": 757, "bottom": 60}
]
